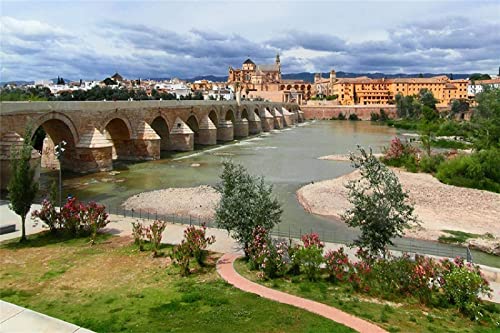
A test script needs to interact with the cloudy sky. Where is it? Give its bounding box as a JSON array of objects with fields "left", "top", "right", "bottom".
[{"left": 1, "top": 0, "right": 499, "bottom": 81}]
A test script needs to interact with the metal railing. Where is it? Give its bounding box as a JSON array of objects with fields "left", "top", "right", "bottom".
[{"left": 107, "top": 205, "right": 467, "bottom": 260}]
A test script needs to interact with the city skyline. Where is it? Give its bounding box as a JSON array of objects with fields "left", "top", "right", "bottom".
[{"left": 1, "top": 0, "right": 499, "bottom": 81}]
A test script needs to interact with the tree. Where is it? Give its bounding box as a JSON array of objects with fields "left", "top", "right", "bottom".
[
  {"left": 419, "top": 88, "right": 437, "bottom": 110},
  {"left": 342, "top": 146, "right": 417, "bottom": 255},
  {"left": 469, "top": 73, "right": 491, "bottom": 81},
  {"left": 450, "top": 99, "right": 469, "bottom": 118},
  {"left": 472, "top": 87, "right": 500, "bottom": 150},
  {"left": 419, "top": 105, "right": 440, "bottom": 155},
  {"left": 215, "top": 161, "right": 282, "bottom": 256},
  {"left": 8, "top": 127, "right": 39, "bottom": 242}
]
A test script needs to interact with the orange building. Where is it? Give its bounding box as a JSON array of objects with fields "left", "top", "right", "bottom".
[{"left": 323, "top": 72, "right": 468, "bottom": 106}]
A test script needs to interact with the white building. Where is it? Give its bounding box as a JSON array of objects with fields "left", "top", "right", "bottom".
[{"left": 468, "top": 78, "right": 500, "bottom": 96}]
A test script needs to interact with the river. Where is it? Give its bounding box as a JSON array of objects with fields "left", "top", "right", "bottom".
[{"left": 39, "top": 120, "right": 498, "bottom": 267}]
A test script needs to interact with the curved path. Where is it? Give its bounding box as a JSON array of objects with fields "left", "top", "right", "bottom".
[{"left": 217, "top": 253, "right": 387, "bottom": 333}]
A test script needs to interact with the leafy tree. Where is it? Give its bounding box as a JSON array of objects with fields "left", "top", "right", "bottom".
[
  {"left": 469, "top": 73, "right": 491, "bottom": 81},
  {"left": 471, "top": 87, "right": 500, "bottom": 150},
  {"left": 8, "top": 127, "right": 39, "bottom": 242},
  {"left": 450, "top": 99, "right": 470, "bottom": 118},
  {"left": 215, "top": 161, "right": 282, "bottom": 256},
  {"left": 419, "top": 88, "right": 438, "bottom": 110},
  {"left": 342, "top": 146, "right": 417, "bottom": 255},
  {"left": 419, "top": 105, "right": 440, "bottom": 155}
]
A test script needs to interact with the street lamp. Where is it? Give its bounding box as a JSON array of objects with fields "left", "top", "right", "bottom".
[{"left": 54, "top": 140, "right": 67, "bottom": 210}]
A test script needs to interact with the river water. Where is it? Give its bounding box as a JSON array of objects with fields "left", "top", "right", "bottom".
[{"left": 40, "top": 120, "right": 498, "bottom": 266}]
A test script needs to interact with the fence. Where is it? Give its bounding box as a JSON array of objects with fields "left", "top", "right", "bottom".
[{"left": 107, "top": 205, "right": 467, "bottom": 261}]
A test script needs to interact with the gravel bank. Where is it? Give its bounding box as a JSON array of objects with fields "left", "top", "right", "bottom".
[
  {"left": 297, "top": 169, "right": 500, "bottom": 254},
  {"left": 122, "top": 186, "right": 220, "bottom": 220}
]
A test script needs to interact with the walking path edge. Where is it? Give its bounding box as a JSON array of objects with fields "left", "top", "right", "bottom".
[{"left": 216, "top": 253, "right": 388, "bottom": 333}]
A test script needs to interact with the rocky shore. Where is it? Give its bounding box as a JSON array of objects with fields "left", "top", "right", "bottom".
[
  {"left": 122, "top": 185, "right": 220, "bottom": 220},
  {"left": 297, "top": 169, "right": 500, "bottom": 255}
]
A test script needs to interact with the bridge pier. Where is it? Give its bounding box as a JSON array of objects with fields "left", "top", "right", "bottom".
[
  {"left": 74, "top": 128, "right": 113, "bottom": 173},
  {"left": 261, "top": 109, "right": 275, "bottom": 132},
  {"left": 281, "top": 107, "right": 294, "bottom": 127},
  {"left": 169, "top": 118, "right": 194, "bottom": 151},
  {"left": 217, "top": 120, "right": 234, "bottom": 141},
  {"left": 132, "top": 121, "right": 161, "bottom": 160},
  {"left": 248, "top": 114, "right": 262, "bottom": 135},
  {"left": 198, "top": 115, "right": 217, "bottom": 145},
  {"left": 0, "top": 132, "right": 41, "bottom": 190},
  {"left": 298, "top": 110, "right": 305, "bottom": 123},
  {"left": 234, "top": 119, "right": 249, "bottom": 138}
]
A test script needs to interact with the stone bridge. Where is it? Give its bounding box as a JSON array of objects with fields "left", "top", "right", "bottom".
[{"left": 0, "top": 100, "right": 303, "bottom": 188}]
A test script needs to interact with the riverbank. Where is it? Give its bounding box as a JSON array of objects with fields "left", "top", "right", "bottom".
[
  {"left": 122, "top": 185, "right": 220, "bottom": 220},
  {"left": 297, "top": 169, "right": 500, "bottom": 255}
]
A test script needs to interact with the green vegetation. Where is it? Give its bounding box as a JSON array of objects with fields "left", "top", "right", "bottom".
[
  {"left": 436, "top": 148, "right": 500, "bottom": 193},
  {"left": 382, "top": 87, "right": 500, "bottom": 193},
  {"left": 438, "top": 230, "right": 487, "bottom": 245},
  {"left": 0, "top": 233, "right": 352, "bottom": 333},
  {"left": 348, "top": 113, "right": 360, "bottom": 121},
  {"left": 0, "top": 86, "right": 204, "bottom": 101},
  {"left": 7, "top": 127, "right": 39, "bottom": 242},
  {"left": 469, "top": 74, "right": 491, "bottom": 81},
  {"left": 215, "top": 161, "right": 283, "bottom": 257},
  {"left": 235, "top": 259, "right": 500, "bottom": 333},
  {"left": 343, "top": 147, "right": 417, "bottom": 254}
]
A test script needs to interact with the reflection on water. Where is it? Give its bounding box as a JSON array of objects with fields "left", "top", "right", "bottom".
[{"left": 37, "top": 120, "right": 498, "bottom": 266}]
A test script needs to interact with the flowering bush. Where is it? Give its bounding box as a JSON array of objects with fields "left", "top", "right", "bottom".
[
  {"left": 32, "top": 197, "right": 109, "bottom": 242},
  {"left": 382, "top": 137, "right": 420, "bottom": 171},
  {"left": 301, "top": 233, "right": 324, "bottom": 249},
  {"left": 248, "top": 226, "right": 288, "bottom": 278},
  {"left": 324, "top": 247, "right": 352, "bottom": 283},
  {"left": 171, "top": 241, "right": 192, "bottom": 276},
  {"left": 183, "top": 224, "right": 215, "bottom": 266},
  {"left": 32, "top": 199, "right": 59, "bottom": 232},
  {"left": 131, "top": 221, "right": 145, "bottom": 251},
  {"left": 145, "top": 220, "right": 167, "bottom": 257}
]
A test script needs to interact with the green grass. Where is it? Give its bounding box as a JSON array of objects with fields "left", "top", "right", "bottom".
[
  {"left": 0, "top": 232, "right": 353, "bottom": 333},
  {"left": 438, "top": 230, "right": 495, "bottom": 245},
  {"left": 234, "top": 259, "right": 500, "bottom": 333},
  {"left": 431, "top": 139, "right": 471, "bottom": 150}
]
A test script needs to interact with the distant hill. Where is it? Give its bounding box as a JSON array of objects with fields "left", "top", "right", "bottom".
[
  {"left": 282, "top": 72, "right": 470, "bottom": 83},
  {"left": 1, "top": 72, "right": 472, "bottom": 87}
]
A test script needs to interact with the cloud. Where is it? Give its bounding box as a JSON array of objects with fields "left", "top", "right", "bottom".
[{"left": 0, "top": 15, "right": 498, "bottom": 81}]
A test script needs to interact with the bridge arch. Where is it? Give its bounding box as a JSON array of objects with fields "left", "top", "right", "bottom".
[
  {"left": 30, "top": 112, "right": 79, "bottom": 171},
  {"left": 150, "top": 115, "right": 170, "bottom": 151},
  {"left": 104, "top": 117, "right": 133, "bottom": 160},
  {"left": 254, "top": 107, "right": 260, "bottom": 118},
  {"left": 186, "top": 114, "right": 200, "bottom": 144},
  {"left": 241, "top": 108, "right": 249, "bottom": 120},
  {"left": 224, "top": 109, "right": 235, "bottom": 123},
  {"left": 208, "top": 110, "right": 218, "bottom": 128}
]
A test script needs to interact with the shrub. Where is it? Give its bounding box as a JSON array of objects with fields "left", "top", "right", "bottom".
[
  {"left": 301, "top": 233, "right": 324, "bottom": 249},
  {"left": 59, "top": 197, "right": 82, "bottom": 236},
  {"left": 295, "top": 245, "right": 324, "bottom": 281},
  {"left": 171, "top": 241, "right": 192, "bottom": 276},
  {"left": 380, "top": 109, "right": 389, "bottom": 121},
  {"left": 337, "top": 112, "right": 346, "bottom": 120},
  {"left": 294, "top": 233, "right": 325, "bottom": 281},
  {"left": 131, "top": 221, "right": 145, "bottom": 251},
  {"left": 183, "top": 224, "right": 215, "bottom": 266},
  {"left": 32, "top": 199, "right": 59, "bottom": 233},
  {"left": 370, "top": 112, "right": 380, "bottom": 121},
  {"left": 441, "top": 259, "right": 492, "bottom": 319},
  {"left": 324, "top": 247, "right": 352, "bottom": 283},
  {"left": 436, "top": 149, "right": 500, "bottom": 193},
  {"left": 145, "top": 220, "right": 167, "bottom": 257},
  {"left": 419, "top": 154, "right": 445, "bottom": 173},
  {"left": 84, "top": 201, "right": 109, "bottom": 245},
  {"left": 248, "top": 226, "right": 288, "bottom": 278},
  {"left": 349, "top": 113, "right": 359, "bottom": 121}
]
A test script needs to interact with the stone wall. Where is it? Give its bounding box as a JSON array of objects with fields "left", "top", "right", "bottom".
[{"left": 301, "top": 105, "right": 397, "bottom": 120}]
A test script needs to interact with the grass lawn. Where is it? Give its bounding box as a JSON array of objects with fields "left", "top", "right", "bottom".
[
  {"left": 234, "top": 259, "right": 500, "bottom": 333},
  {"left": 0, "top": 232, "right": 354, "bottom": 333}
]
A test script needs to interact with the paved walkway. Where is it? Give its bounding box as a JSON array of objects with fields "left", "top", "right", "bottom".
[
  {"left": 0, "top": 300, "right": 94, "bottom": 333},
  {"left": 217, "top": 253, "right": 387, "bottom": 333}
]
